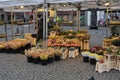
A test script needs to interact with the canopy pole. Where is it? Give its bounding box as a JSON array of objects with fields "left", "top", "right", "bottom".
[
  {"left": 45, "top": 3, "right": 48, "bottom": 49},
  {"left": 35, "top": 9, "right": 38, "bottom": 42},
  {"left": 43, "top": 0, "right": 46, "bottom": 48},
  {"left": 4, "top": 12, "right": 8, "bottom": 41},
  {"left": 11, "top": 8, "right": 14, "bottom": 40},
  {"left": 106, "top": 7, "right": 109, "bottom": 38},
  {"left": 77, "top": 8, "right": 80, "bottom": 30}
]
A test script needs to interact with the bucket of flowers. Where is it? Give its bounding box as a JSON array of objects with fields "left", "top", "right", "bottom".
[
  {"left": 112, "top": 38, "right": 120, "bottom": 47},
  {"left": 0, "top": 42, "right": 5, "bottom": 53},
  {"left": 32, "top": 53, "right": 40, "bottom": 64},
  {"left": 54, "top": 49, "right": 62, "bottom": 61},
  {"left": 81, "top": 51, "right": 90, "bottom": 62},
  {"left": 48, "top": 52, "right": 54, "bottom": 63},
  {"left": 89, "top": 53, "right": 97, "bottom": 65},
  {"left": 5, "top": 42, "right": 12, "bottom": 53},
  {"left": 40, "top": 53, "right": 48, "bottom": 65},
  {"left": 25, "top": 49, "right": 33, "bottom": 63},
  {"left": 11, "top": 43, "right": 20, "bottom": 53}
]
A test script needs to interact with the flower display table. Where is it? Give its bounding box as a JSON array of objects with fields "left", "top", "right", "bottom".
[
  {"left": 0, "top": 38, "right": 31, "bottom": 53},
  {"left": 103, "top": 39, "right": 112, "bottom": 48},
  {"left": 116, "top": 55, "right": 120, "bottom": 71},
  {"left": 104, "top": 54, "right": 116, "bottom": 72},
  {"left": 95, "top": 62, "right": 107, "bottom": 73},
  {"left": 95, "top": 54, "right": 117, "bottom": 73},
  {"left": 61, "top": 48, "right": 68, "bottom": 59}
]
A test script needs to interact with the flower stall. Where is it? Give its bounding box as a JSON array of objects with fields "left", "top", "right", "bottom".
[
  {"left": 22, "top": 26, "right": 91, "bottom": 65},
  {"left": 48, "top": 26, "right": 90, "bottom": 50}
]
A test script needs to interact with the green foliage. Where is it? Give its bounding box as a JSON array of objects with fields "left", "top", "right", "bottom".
[
  {"left": 117, "top": 50, "right": 120, "bottom": 55},
  {"left": 106, "top": 47, "right": 112, "bottom": 53},
  {"left": 96, "top": 50, "right": 104, "bottom": 55}
]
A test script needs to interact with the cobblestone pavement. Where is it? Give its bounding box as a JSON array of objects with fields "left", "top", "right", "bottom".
[{"left": 0, "top": 53, "right": 120, "bottom": 80}]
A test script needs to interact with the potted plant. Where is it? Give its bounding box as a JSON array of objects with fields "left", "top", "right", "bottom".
[
  {"left": 47, "top": 52, "right": 54, "bottom": 63},
  {"left": 96, "top": 50, "right": 104, "bottom": 55},
  {"left": 25, "top": 50, "right": 33, "bottom": 63},
  {"left": 54, "top": 50, "right": 61, "bottom": 61},
  {"left": 5, "top": 44, "right": 12, "bottom": 53},
  {"left": 117, "top": 50, "right": 120, "bottom": 55},
  {"left": 81, "top": 51, "right": 90, "bottom": 62},
  {"left": 0, "top": 43, "right": 5, "bottom": 53},
  {"left": 89, "top": 53, "right": 97, "bottom": 65},
  {"left": 25, "top": 42, "right": 31, "bottom": 50},
  {"left": 32, "top": 53, "right": 40, "bottom": 64},
  {"left": 11, "top": 44, "right": 19, "bottom": 53},
  {"left": 40, "top": 53, "right": 48, "bottom": 65},
  {"left": 112, "top": 38, "right": 120, "bottom": 46},
  {"left": 106, "top": 47, "right": 112, "bottom": 54}
]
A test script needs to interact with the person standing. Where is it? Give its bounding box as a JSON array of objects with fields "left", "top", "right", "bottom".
[{"left": 37, "top": 15, "right": 43, "bottom": 42}]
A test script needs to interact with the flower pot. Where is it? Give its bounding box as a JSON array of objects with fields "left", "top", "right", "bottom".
[
  {"left": 5, "top": 48, "right": 12, "bottom": 53},
  {"left": 55, "top": 55, "right": 61, "bottom": 61},
  {"left": 0, "top": 48, "right": 5, "bottom": 53},
  {"left": 27, "top": 56, "right": 33, "bottom": 63},
  {"left": 47, "top": 57, "right": 54, "bottom": 63},
  {"left": 19, "top": 46, "right": 25, "bottom": 54},
  {"left": 41, "top": 59, "right": 48, "bottom": 65},
  {"left": 12, "top": 48, "right": 19, "bottom": 53},
  {"left": 25, "top": 43, "right": 31, "bottom": 50},
  {"left": 90, "top": 58, "right": 96, "bottom": 65},
  {"left": 83, "top": 56, "right": 89, "bottom": 62},
  {"left": 17, "top": 47, "right": 21, "bottom": 53},
  {"left": 33, "top": 57, "right": 40, "bottom": 64}
]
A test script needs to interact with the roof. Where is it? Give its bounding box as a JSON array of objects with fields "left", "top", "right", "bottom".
[
  {"left": 0, "top": 0, "right": 43, "bottom": 8},
  {"left": 0, "top": 0, "right": 120, "bottom": 10}
]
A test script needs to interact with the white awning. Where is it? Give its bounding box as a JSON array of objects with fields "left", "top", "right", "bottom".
[
  {"left": 0, "top": 0, "right": 44, "bottom": 8},
  {"left": 47, "top": 0, "right": 85, "bottom": 3},
  {"left": 0, "top": 0, "right": 120, "bottom": 9},
  {"left": 4, "top": 8, "right": 32, "bottom": 12}
]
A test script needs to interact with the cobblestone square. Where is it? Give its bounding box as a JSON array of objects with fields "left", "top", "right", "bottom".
[{"left": 0, "top": 53, "right": 120, "bottom": 80}]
